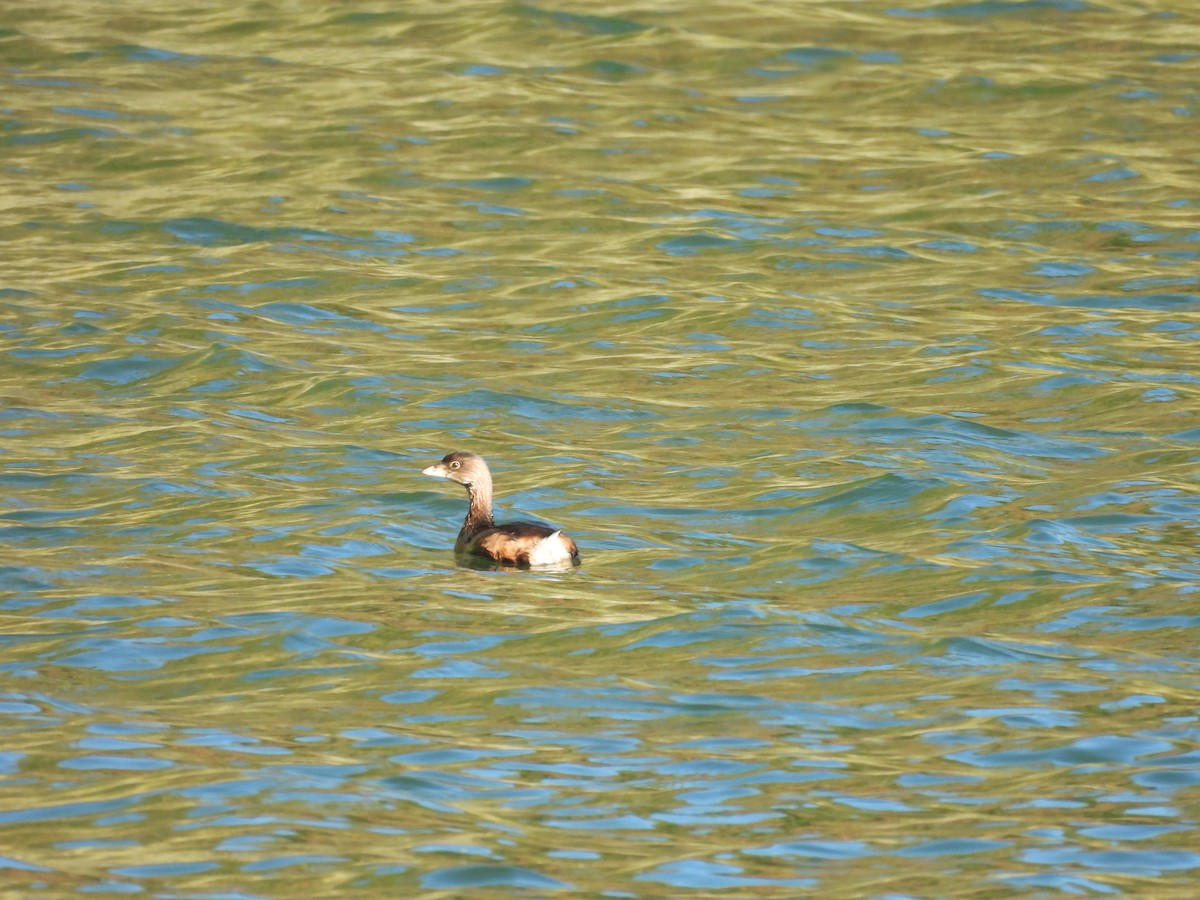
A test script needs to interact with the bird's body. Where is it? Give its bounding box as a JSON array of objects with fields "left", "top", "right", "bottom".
[{"left": 422, "top": 451, "right": 580, "bottom": 568}]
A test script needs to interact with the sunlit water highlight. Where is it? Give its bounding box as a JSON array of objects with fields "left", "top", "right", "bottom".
[{"left": 2, "top": 0, "right": 1199, "bottom": 896}]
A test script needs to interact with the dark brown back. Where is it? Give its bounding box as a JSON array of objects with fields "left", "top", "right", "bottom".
[{"left": 468, "top": 523, "right": 576, "bottom": 566}]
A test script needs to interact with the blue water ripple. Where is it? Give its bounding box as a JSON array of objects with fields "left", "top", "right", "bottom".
[{"left": 636, "top": 858, "right": 816, "bottom": 889}]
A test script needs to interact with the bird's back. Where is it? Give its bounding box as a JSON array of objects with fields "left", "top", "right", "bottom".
[{"left": 458, "top": 521, "right": 580, "bottom": 567}]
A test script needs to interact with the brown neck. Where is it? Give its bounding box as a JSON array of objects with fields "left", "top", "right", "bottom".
[{"left": 459, "top": 481, "right": 494, "bottom": 540}]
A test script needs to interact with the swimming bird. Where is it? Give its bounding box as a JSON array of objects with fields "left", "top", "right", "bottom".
[{"left": 422, "top": 451, "right": 580, "bottom": 568}]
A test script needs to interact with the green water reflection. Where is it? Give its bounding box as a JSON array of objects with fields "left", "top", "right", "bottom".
[{"left": 2, "top": 0, "right": 1198, "bottom": 896}]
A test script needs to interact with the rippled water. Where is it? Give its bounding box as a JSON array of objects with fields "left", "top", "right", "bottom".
[{"left": 3, "top": 0, "right": 1199, "bottom": 896}]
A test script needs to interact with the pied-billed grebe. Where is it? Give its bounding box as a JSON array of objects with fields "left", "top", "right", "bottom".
[{"left": 422, "top": 451, "right": 580, "bottom": 568}]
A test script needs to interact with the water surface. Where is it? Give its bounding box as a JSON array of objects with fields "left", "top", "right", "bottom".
[{"left": 2, "top": 0, "right": 1199, "bottom": 896}]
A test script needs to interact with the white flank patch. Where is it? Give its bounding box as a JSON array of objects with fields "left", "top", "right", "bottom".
[{"left": 526, "top": 531, "right": 573, "bottom": 567}]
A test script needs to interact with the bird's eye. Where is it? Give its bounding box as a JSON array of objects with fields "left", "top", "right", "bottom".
[{"left": 450, "top": 460, "right": 460, "bottom": 469}]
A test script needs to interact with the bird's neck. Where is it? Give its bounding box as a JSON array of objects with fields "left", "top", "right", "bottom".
[{"left": 461, "top": 482, "right": 494, "bottom": 539}]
